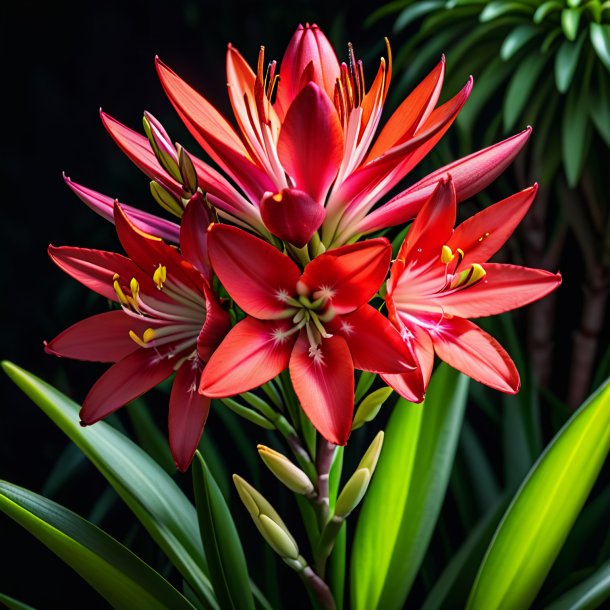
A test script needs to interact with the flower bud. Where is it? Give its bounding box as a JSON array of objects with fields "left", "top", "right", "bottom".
[
  {"left": 177, "top": 144, "right": 199, "bottom": 195},
  {"left": 142, "top": 112, "right": 182, "bottom": 183},
  {"left": 233, "top": 475, "right": 300, "bottom": 561},
  {"left": 352, "top": 387, "right": 393, "bottom": 430},
  {"left": 259, "top": 188, "right": 326, "bottom": 248},
  {"left": 150, "top": 180, "right": 184, "bottom": 218},
  {"left": 258, "top": 445, "right": 315, "bottom": 496},
  {"left": 356, "top": 430, "right": 384, "bottom": 473}
]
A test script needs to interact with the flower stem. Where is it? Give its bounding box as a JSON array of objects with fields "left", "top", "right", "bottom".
[
  {"left": 315, "top": 440, "right": 336, "bottom": 528},
  {"left": 299, "top": 565, "right": 337, "bottom": 610}
]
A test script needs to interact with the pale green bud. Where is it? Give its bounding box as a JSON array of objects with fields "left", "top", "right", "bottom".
[
  {"left": 142, "top": 112, "right": 183, "bottom": 183},
  {"left": 177, "top": 144, "right": 198, "bottom": 195},
  {"left": 352, "top": 388, "right": 393, "bottom": 430},
  {"left": 220, "top": 397, "right": 275, "bottom": 430},
  {"left": 258, "top": 445, "right": 315, "bottom": 496},
  {"left": 357, "top": 431, "right": 384, "bottom": 473},
  {"left": 258, "top": 515, "right": 300, "bottom": 560},
  {"left": 150, "top": 181, "right": 184, "bottom": 218},
  {"left": 334, "top": 468, "right": 370, "bottom": 519}
]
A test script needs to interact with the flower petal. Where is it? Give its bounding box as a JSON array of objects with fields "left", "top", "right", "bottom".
[
  {"left": 48, "top": 245, "right": 141, "bottom": 302},
  {"left": 65, "top": 176, "right": 181, "bottom": 243},
  {"left": 44, "top": 311, "right": 149, "bottom": 362},
  {"left": 447, "top": 185, "right": 538, "bottom": 268},
  {"left": 180, "top": 192, "right": 211, "bottom": 278},
  {"left": 436, "top": 263, "right": 562, "bottom": 318},
  {"left": 169, "top": 358, "right": 210, "bottom": 472},
  {"left": 197, "top": 283, "right": 231, "bottom": 363},
  {"left": 81, "top": 348, "right": 176, "bottom": 424},
  {"left": 289, "top": 333, "right": 354, "bottom": 446},
  {"left": 299, "top": 238, "right": 391, "bottom": 314},
  {"left": 207, "top": 224, "right": 300, "bottom": 319},
  {"left": 277, "top": 83, "right": 343, "bottom": 203},
  {"left": 199, "top": 317, "right": 294, "bottom": 397},
  {"left": 331, "top": 305, "right": 416, "bottom": 373},
  {"left": 431, "top": 317, "right": 519, "bottom": 393}
]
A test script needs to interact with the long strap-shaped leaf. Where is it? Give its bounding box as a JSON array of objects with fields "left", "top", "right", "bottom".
[
  {"left": 0, "top": 481, "right": 196, "bottom": 610},
  {"left": 545, "top": 559, "right": 610, "bottom": 610},
  {"left": 2, "top": 361, "right": 217, "bottom": 609},
  {"left": 351, "top": 364, "right": 469, "bottom": 610},
  {"left": 467, "top": 378, "right": 610, "bottom": 609}
]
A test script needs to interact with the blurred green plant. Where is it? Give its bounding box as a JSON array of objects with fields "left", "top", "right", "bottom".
[{"left": 371, "top": 0, "right": 610, "bottom": 407}]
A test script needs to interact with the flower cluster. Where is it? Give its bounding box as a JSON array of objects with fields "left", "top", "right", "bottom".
[{"left": 48, "top": 24, "right": 561, "bottom": 470}]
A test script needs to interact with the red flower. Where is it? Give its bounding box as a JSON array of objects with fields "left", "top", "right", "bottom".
[
  {"left": 45, "top": 198, "right": 229, "bottom": 471},
  {"left": 384, "top": 178, "right": 561, "bottom": 400},
  {"left": 199, "top": 225, "right": 416, "bottom": 445}
]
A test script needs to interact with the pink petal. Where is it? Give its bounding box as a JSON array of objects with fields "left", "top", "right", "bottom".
[
  {"left": 431, "top": 317, "right": 519, "bottom": 393},
  {"left": 48, "top": 245, "right": 141, "bottom": 302},
  {"left": 169, "top": 358, "right": 210, "bottom": 472},
  {"left": 299, "top": 238, "right": 391, "bottom": 314},
  {"left": 368, "top": 56, "right": 445, "bottom": 160},
  {"left": 44, "top": 311, "right": 149, "bottom": 362},
  {"left": 81, "top": 348, "right": 176, "bottom": 424},
  {"left": 448, "top": 185, "right": 538, "bottom": 268},
  {"left": 331, "top": 305, "right": 416, "bottom": 373},
  {"left": 436, "top": 263, "right": 562, "bottom": 318},
  {"left": 207, "top": 224, "right": 300, "bottom": 319},
  {"left": 260, "top": 188, "right": 326, "bottom": 248},
  {"left": 180, "top": 192, "right": 211, "bottom": 278},
  {"left": 197, "top": 283, "right": 231, "bottom": 363},
  {"left": 289, "top": 333, "right": 354, "bottom": 446},
  {"left": 65, "top": 176, "right": 181, "bottom": 243},
  {"left": 277, "top": 82, "right": 344, "bottom": 202},
  {"left": 275, "top": 24, "right": 340, "bottom": 119},
  {"left": 199, "top": 317, "right": 295, "bottom": 397}
]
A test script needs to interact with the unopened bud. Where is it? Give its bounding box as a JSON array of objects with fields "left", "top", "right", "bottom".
[
  {"left": 352, "top": 388, "right": 393, "bottom": 430},
  {"left": 220, "top": 397, "right": 275, "bottom": 430},
  {"left": 177, "top": 144, "right": 199, "bottom": 194},
  {"left": 150, "top": 181, "right": 184, "bottom": 218},
  {"left": 258, "top": 445, "right": 315, "bottom": 496},
  {"left": 233, "top": 475, "right": 300, "bottom": 561},
  {"left": 143, "top": 112, "right": 182, "bottom": 183},
  {"left": 335, "top": 468, "right": 370, "bottom": 519},
  {"left": 357, "top": 431, "right": 384, "bottom": 473}
]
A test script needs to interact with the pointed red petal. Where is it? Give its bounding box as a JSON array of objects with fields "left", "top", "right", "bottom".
[
  {"left": 431, "top": 317, "right": 519, "bottom": 393},
  {"left": 277, "top": 83, "right": 343, "bottom": 202},
  {"left": 45, "top": 311, "right": 149, "bottom": 362},
  {"left": 300, "top": 238, "right": 391, "bottom": 314},
  {"left": 331, "top": 305, "right": 416, "bottom": 373},
  {"left": 169, "top": 358, "right": 210, "bottom": 472},
  {"left": 200, "top": 318, "right": 294, "bottom": 397},
  {"left": 437, "top": 263, "right": 561, "bottom": 318},
  {"left": 260, "top": 188, "right": 326, "bottom": 248},
  {"left": 81, "top": 349, "right": 175, "bottom": 424},
  {"left": 180, "top": 193, "right": 211, "bottom": 278},
  {"left": 448, "top": 185, "right": 538, "bottom": 268},
  {"left": 197, "top": 283, "right": 231, "bottom": 363},
  {"left": 208, "top": 224, "right": 300, "bottom": 319},
  {"left": 48, "top": 245, "right": 141, "bottom": 302},
  {"left": 289, "top": 333, "right": 354, "bottom": 446}
]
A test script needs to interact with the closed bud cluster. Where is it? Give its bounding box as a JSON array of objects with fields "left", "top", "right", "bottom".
[{"left": 257, "top": 445, "right": 315, "bottom": 496}]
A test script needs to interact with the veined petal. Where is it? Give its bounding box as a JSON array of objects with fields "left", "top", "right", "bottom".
[
  {"left": 199, "top": 317, "right": 294, "bottom": 396},
  {"left": 277, "top": 82, "right": 343, "bottom": 202},
  {"left": 431, "top": 317, "right": 519, "bottom": 393},
  {"left": 276, "top": 23, "right": 340, "bottom": 119},
  {"left": 180, "top": 193, "right": 211, "bottom": 278},
  {"left": 435, "top": 263, "right": 562, "bottom": 318},
  {"left": 197, "top": 283, "right": 231, "bottom": 363},
  {"left": 81, "top": 348, "right": 176, "bottom": 424},
  {"left": 331, "top": 305, "right": 416, "bottom": 373},
  {"left": 406, "top": 128, "right": 532, "bottom": 203},
  {"left": 48, "top": 245, "right": 141, "bottom": 302},
  {"left": 289, "top": 333, "right": 354, "bottom": 446},
  {"left": 44, "top": 311, "right": 150, "bottom": 362},
  {"left": 367, "top": 56, "right": 445, "bottom": 160},
  {"left": 65, "top": 176, "right": 181, "bottom": 243},
  {"left": 299, "top": 238, "right": 391, "bottom": 314},
  {"left": 207, "top": 224, "right": 300, "bottom": 319},
  {"left": 447, "top": 185, "right": 538, "bottom": 267},
  {"left": 169, "top": 358, "right": 210, "bottom": 472}
]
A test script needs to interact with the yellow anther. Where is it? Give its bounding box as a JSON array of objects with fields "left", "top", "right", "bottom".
[
  {"left": 113, "top": 277, "right": 129, "bottom": 306},
  {"left": 451, "top": 263, "right": 486, "bottom": 289},
  {"left": 469, "top": 263, "right": 486, "bottom": 284},
  {"left": 153, "top": 264, "right": 167, "bottom": 289},
  {"left": 129, "top": 330, "right": 149, "bottom": 348},
  {"left": 130, "top": 277, "right": 140, "bottom": 298},
  {"left": 142, "top": 328, "right": 156, "bottom": 343},
  {"left": 478, "top": 232, "right": 490, "bottom": 242},
  {"left": 272, "top": 192, "right": 283, "bottom": 203},
  {"left": 441, "top": 245, "right": 455, "bottom": 264}
]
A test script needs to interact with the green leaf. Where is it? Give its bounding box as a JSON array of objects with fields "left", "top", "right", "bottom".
[
  {"left": 562, "top": 8, "right": 582, "bottom": 41},
  {"left": 0, "top": 593, "right": 36, "bottom": 610},
  {"left": 393, "top": 1, "right": 445, "bottom": 33},
  {"left": 351, "top": 365, "right": 469, "bottom": 610},
  {"left": 501, "top": 24, "right": 539, "bottom": 60},
  {"left": 545, "top": 559, "right": 610, "bottom": 609},
  {"left": 2, "top": 361, "right": 217, "bottom": 609},
  {"left": 534, "top": 1, "right": 563, "bottom": 23},
  {"left": 192, "top": 452, "right": 256, "bottom": 610},
  {"left": 467, "top": 378, "right": 610, "bottom": 609},
  {"left": 0, "top": 481, "right": 196, "bottom": 610},
  {"left": 562, "top": 72, "right": 592, "bottom": 186},
  {"left": 590, "top": 23, "right": 610, "bottom": 70},
  {"left": 480, "top": 1, "right": 533, "bottom": 22},
  {"left": 555, "top": 30, "right": 587, "bottom": 93},
  {"left": 504, "top": 51, "right": 549, "bottom": 131}
]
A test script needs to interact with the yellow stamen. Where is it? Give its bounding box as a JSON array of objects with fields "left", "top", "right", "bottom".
[
  {"left": 142, "top": 328, "right": 156, "bottom": 343},
  {"left": 478, "top": 232, "right": 490, "bottom": 242},
  {"left": 129, "top": 330, "right": 148, "bottom": 348},
  {"left": 451, "top": 263, "right": 486, "bottom": 289},
  {"left": 441, "top": 245, "right": 455, "bottom": 264},
  {"left": 112, "top": 274, "right": 129, "bottom": 306},
  {"left": 153, "top": 264, "right": 167, "bottom": 289}
]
